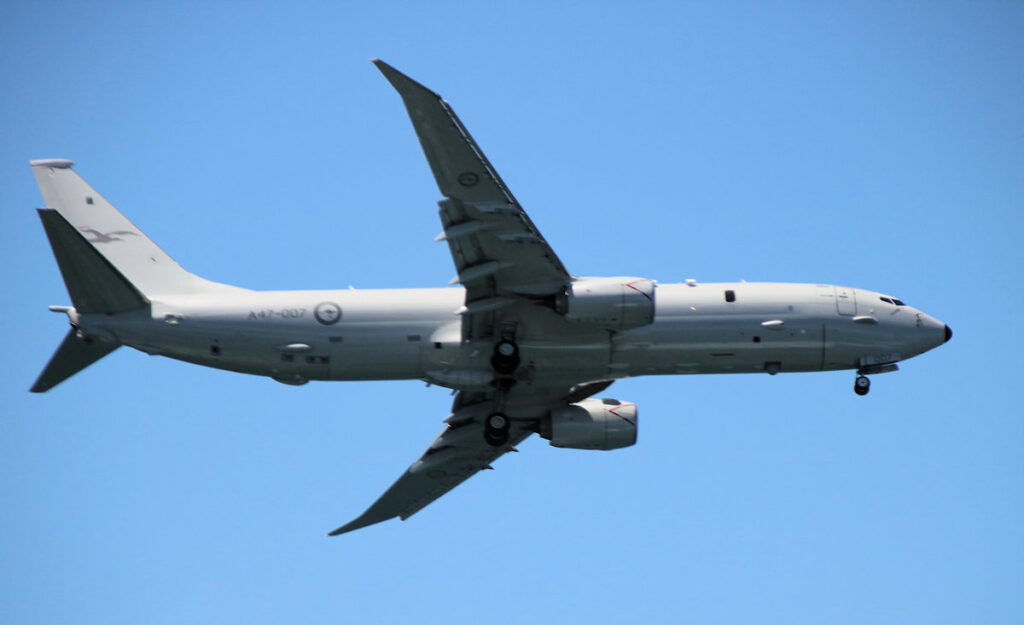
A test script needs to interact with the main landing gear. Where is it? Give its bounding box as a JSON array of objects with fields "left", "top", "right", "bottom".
[
  {"left": 484, "top": 412, "right": 511, "bottom": 446},
  {"left": 490, "top": 339, "right": 520, "bottom": 374},
  {"left": 854, "top": 375, "right": 871, "bottom": 396},
  {"left": 485, "top": 332, "right": 519, "bottom": 446}
]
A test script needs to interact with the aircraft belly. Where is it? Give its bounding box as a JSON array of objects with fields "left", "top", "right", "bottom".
[
  {"left": 521, "top": 340, "right": 612, "bottom": 381},
  {"left": 614, "top": 339, "right": 826, "bottom": 376},
  {"left": 615, "top": 317, "right": 826, "bottom": 375},
  {"left": 328, "top": 330, "right": 422, "bottom": 381}
]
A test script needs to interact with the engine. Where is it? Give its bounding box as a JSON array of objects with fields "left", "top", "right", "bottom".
[
  {"left": 556, "top": 277, "right": 656, "bottom": 331},
  {"left": 540, "top": 398, "right": 638, "bottom": 451}
]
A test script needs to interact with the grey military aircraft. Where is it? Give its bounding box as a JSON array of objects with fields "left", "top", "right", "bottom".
[{"left": 30, "top": 60, "right": 952, "bottom": 535}]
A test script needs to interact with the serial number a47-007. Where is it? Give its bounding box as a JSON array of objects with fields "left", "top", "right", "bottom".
[{"left": 247, "top": 308, "right": 306, "bottom": 321}]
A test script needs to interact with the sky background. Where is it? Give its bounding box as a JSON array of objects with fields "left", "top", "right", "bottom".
[{"left": 2, "top": 2, "right": 1022, "bottom": 623}]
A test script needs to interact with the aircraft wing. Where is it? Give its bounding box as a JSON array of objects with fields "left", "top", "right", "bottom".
[
  {"left": 373, "top": 60, "right": 572, "bottom": 339},
  {"left": 333, "top": 62, "right": 580, "bottom": 536},
  {"left": 328, "top": 405, "right": 535, "bottom": 536}
]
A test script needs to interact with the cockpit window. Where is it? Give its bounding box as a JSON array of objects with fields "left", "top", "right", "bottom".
[{"left": 879, "top": 296, "right": 907, "bottom": 306}]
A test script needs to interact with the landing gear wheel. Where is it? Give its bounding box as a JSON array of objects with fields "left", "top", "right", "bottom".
[
  {"left": 490, "top": 339, "right": 520, "bottom": 375},
  {"left": 483, "top": 412, "right": 511, "bottom": 447},
  {"left": 854, "top": 375, "right": 870, "bottom": 396}
]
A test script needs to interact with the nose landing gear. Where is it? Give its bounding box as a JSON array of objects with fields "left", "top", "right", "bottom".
[{"left": 853, "top": 361, "right": 899, "bottom": 396}]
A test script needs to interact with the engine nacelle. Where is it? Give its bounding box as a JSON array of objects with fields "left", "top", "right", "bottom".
[
  {"left": 556, "top": 277, "right": 656, "bottom": 331},
  {"left": 540, "top": 398, "right": 638, "bottom": 451}
]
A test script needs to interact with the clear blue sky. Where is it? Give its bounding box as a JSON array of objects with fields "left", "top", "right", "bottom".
[{"left": 2, "top": 2, "right": 1021, "bottom": 624}]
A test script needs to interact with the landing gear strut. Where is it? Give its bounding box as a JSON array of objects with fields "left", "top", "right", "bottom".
[
  {"left": 854, "top": 375, "right": 871, "bottom": 396},
  {"left": 484, "top": 412, "right": 511, "bottom": 446}
]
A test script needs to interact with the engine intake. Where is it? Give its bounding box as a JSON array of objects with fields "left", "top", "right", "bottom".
[
  {"left": 540, "top": 398, "right": 638, "bottom": 451},
  {"left": 556, "top": 277, "right": 655, "bottom": 331}
]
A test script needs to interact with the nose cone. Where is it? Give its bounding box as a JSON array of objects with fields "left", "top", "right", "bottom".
[{"left": 898, "top": 310, "right": 950, "bottom": 359}]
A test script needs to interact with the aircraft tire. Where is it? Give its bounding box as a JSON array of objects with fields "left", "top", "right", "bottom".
[
  {"left": 854, "top": 375, "right": 870, "bottom": 396},
  {"left": 484, "top": 412, "right": 511, "bottom": 446},
  {"left": 490, "top": 340, "right": 520, "bottom": 374}
]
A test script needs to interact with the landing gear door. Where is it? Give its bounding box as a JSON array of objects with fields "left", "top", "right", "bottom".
[{"left": 835, "top": 286, "right": 857, "bottom": 316}]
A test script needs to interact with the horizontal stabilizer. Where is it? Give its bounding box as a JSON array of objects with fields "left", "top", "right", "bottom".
[{"left": 31, "top": 329, "right": 119, "bottom": 393}]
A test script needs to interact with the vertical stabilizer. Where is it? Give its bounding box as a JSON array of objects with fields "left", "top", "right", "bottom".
[{"left": 30, "top": 159, "right": 236, "bottom": 299}]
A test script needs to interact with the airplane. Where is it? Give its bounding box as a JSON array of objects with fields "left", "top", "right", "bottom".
[{"left": 28, "top": 59, "right": 952, "bottom": 535}]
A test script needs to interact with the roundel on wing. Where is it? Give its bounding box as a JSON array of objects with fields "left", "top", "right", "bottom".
[{"left": 457, "top": 171, "right": 480, "bottom": 187}]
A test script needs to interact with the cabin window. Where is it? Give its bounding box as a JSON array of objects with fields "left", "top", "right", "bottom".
[
  {"left": 281, "top": 354, "right": 294, "bottom": 362},
  {"left": 329, "top": 336, "right": 343, "bottom": 343},
  {"left": 407, "top": 334, "right": 421, "bottom": 342},
  {"left": 725, "top": 289, "right": 736, "bottom": 303},
  {"left": 752, "top": 336, "right": 761, "bottom": 343}
]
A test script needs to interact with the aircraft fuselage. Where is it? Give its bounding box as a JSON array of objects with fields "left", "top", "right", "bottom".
[{"left": 79, "top": 281, "right": 948, "bottom": 390}]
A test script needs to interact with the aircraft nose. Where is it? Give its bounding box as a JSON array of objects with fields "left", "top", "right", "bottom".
[{"left": 944, "top": 324, "right": 953, "bottom": 343}]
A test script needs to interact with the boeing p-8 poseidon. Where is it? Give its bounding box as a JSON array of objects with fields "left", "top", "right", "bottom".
[{"left": 29, "top": 60, "right": 952, "bottom": 535}]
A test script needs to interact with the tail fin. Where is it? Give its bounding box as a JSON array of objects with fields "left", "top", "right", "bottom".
[{"left": 31, "top": 159, "right": 231, "bottom": 299}]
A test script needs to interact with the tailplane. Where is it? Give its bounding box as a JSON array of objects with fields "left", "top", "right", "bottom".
[{"left": 30, "top": 328, "right": 119, "bottom": 393}]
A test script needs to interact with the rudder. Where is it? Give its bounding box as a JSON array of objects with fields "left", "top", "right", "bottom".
[{"left": 37, "top": 208, "right": 147, "bottom": 314}]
